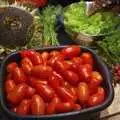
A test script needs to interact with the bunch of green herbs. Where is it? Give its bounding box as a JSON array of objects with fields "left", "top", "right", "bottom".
[
  {"left": 96, "top": 31, "right": 120, "bottom": 66},
  {"left": 95, "top": 31, "right": 120, "bottom": 84},
  {"left": 41, "top": 5, "right": 62, "bottom": 46}
]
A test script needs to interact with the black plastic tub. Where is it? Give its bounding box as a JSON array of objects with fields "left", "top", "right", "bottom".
[{"left": 0, "top": 46, "right": 114, "bottom": 120}]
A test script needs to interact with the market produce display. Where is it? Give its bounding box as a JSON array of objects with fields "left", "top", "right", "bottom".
[
  {"left": 5, "top": 46, "right": 105, "bottom": 115},
  {"left": 63, "top": 1, "right": 120, "bottom": 36}
]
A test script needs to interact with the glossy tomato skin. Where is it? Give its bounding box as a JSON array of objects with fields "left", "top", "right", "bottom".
[
  {"left": 53, "top": 71, "right": 64, "bottom": 86},
  {"left": 50, "top": 51, "right": 60, "bottom": 57},
  {"left": 31, "top": 65, "right": 53, "bottom": 79},
  {"left": 88, "top": 87, "right": 105, "bottom": 107},
  {"left": 84, "top": 64, "right": 93, "bottom": 73},
  {"left": 74, "top": 104, "right": 81, "bottom": 111},
  {"left": 55, "top": 102, "right": 75, "bottom": 113},
  {"left": 46, "top": 96, "right": 61, "bottom": 114},
  {"left": 88, "top": 78, "right": 101, "bottom": 95},
  {"left": 97, "top": 87, "right": 105, "bottom": 95},
  {"left": 70, "top": 63, "right": 79, "bottom": 73},
  {"left": 20, "top": 50, "right": 36, "bottom": 58},
  {"left": 70, "top": 87, "right": 77, "bottom": 97},
  {"left": 36, "top": 84, "right": 55, "bottom": 102},
  {"left": 79, "top": 65, "right": 92, "bottom": 82},
  {"left": 5, "top": 79, "right": 16, "bottom": 93},
  {"left": 61, "top": 46, "right": 81, "bottom": 59},
  {"left": 48, "top": 75, "right": 60, "bottom": 89},
  {"left": 31, "top": 52, "right": 43, "bottom": 65},
  {"left": 7, "top": 83, "right": 28, "bottom": 105},
  {"left": 72, "top": 57, "right": 83, "bottom": 65},
  {"left": 64, "top": 82, "right": 77, "bottom": 97},
  {"left": 54, "top": 61, "right": 67, "bottom": 74},
  {"left": 20, "top": 50, "right": 43, "bottom": 65},
  {"left": 12, "top": 67, "right": 27, "bottom": 84},
  {"left": 48, "top": 55, "right": 64, "bottom": 67},
  {"left": 21, "top": 57, "right": 33, "bottom": 75},
  {"left": 26, "top": 85, "right": 36, "bottom": 98},
  {"left": 41, "top": 52, "right": 49, "bottom": 63},
  {"left": 29, "top": 77, "right": 48, "bottom": 88},
  {"left": 91, "top": 71, "right": 103, "bottom": 83},
  {"left": 16, "top": 99, "right": 30, "bottom": 115},
  {"left": 56, "top": 87, "right": 77, "bottom": 102},
  {"left": 63, "top": 70, "right": 79, "bottom": 86},
  {"left": 63, "top": 61, "right": 73, "bottom": 70},
  {"left": 7, "top": 62, "right": 17, "bottom": 73},
  {"left": 81, "top": 52, "right": 93, "bottom": 65},
  {"left": 77, "top": 82, "right": 89, "bottom": 104},
  {"left": 31, "top": 95, "right": 45, "bottom": 115}
]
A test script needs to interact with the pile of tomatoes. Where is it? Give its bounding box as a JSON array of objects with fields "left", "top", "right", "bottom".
[
  {"left": 5, "top": 46, "right": 105, "bottom": 116},
  {"left": 16, "top": 0, "right": 48, "bottom": 7}
]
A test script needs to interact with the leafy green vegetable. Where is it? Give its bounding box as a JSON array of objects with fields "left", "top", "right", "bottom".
[
  {"left": 64, "top": 1, "right": 120, "bottom": 36},
  {"left": 41, "top": 5, "right": 62, "bottom": 46},
  {"left": 95, "top": 31, "right": 120, "bottom": 84},
  {"left": 96, "top": 31, "right": 120, "bottom": 66}
]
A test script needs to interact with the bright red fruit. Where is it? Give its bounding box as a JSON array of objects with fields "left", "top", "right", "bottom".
[
  {"left": 26, "top": 85, "right": 36, "bottom": 98},
  {"left": 88, "top": 87, "right": 105, "bottom": 107},
  {"left": 6, "top": 47, "right": 106, "bottom": 115},
  {"left": 5, "top": 79, "right": 16, "bottom": 93},
  {"left": 81, "top": 52, "right": 93, "bottom": 65},
  {"left": 55, "top": 102, "right": 75, "bottom": 113},
  {"left": 20, "top": 50, "right": 36, "bottom": 58},
  {"left": 31, "top": 95, "right": 45, "bottom": 115},
  {"left": 77, "top": 82, "right": 89, "bottom": 104},
  {"left": 91, "top": 71, "right": 103, "bottom": 83},
  {"left": 53, "top": 71, "right": 64, "bottom": 86},
  {"left": 29, "top": 77, "right": 48, "bottom": 87},
  {"left": 48, "top": 75, "right": 60, "bottom": 89},
  {"left": 56, "top": 87, "right": 77, "bottom": 102},
  {"left": 36, "top": 84, "right": 55, "bottom": 102},
  {"left": 31, "top": 65, "right": 53, "bottom": 79},
  {"left": 50, "top": 51, "right": 60, "bottom": 57},
  {"left": 72, "top": 57, "right": 83, "bottom": 65},
  {"left": 61, "top": 46, "right": 81, "bottom": 59},
  {"left": 16, "top": 99, "right": 30, "bottom": 115},
  {"left": 74, "top": 104, "right": 81, "bottom": 111},
  {"left": 21, "top": 57, "right": 33, "bottom": 75},
  {"left": 63, "top": 70, "right": 79, "bottom": 86},
  {"left": 7, "top": 62, "right": 17, "bottom": 73},
  {"left": 46, "top": 97, "right": 61, "bottom": 114},
  {"left": 7, "top": 83, "right": 28, "bottom": 105},
  {"left": 12, "top": 67, "right": 27, "bottom": 84},
  {"left": 41, "top": 52, "right": 49, "bottom": 64},
  {"left": 54, "top": 61, "right": 67, "bottom": 74},
  {"left": 48, "top": 55, "right": 64, "bottom": 67},
  {"left": 79, "top": 65, "right": 92, "bottom": 82}
]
